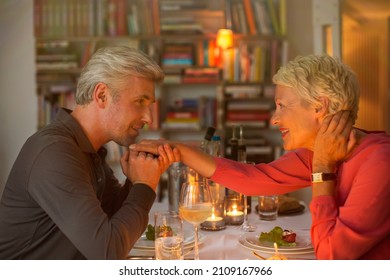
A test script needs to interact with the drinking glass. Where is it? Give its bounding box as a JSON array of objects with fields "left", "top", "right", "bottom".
[
  {"left": 179, "top": 180, "right": 212, "bottom": 260},
  {"left": 258, "top": 195, "right": 279, "bottom": 220},
  {"left": 154, "top": 211, "right": 184, "bottom": 260}
]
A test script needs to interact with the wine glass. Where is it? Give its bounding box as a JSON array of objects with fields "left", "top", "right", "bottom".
[
  {"left": 179, "top": 180, "right": 212, "bottom": 260},
  {"left": 240, "top": 161, "right": 256, "bottom": 232},
  {"left": 240, "top": 193, "right": 256, "bottom": 232}
]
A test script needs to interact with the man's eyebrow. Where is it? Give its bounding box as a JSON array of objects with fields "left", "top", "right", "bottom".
[{"left": 136, "top": 94, "right": 155, "bottom": 103}]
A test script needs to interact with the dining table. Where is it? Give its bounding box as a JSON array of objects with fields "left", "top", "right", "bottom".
[{"left": 128, "top": 198, "right": 316, "bottom": 260}]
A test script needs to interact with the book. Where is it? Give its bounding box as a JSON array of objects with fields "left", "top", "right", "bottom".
[
  {"left": 225, "top": 120, "right": 267, "bottom": 128},
  {"left": 166, "top": 111, "right": 199, "bottom": 119},
  {"left": 226, "top": 110, "right": 271, "bottom": 121},
  {"left": 266, "top": 0, "right": 280, "bottom": 35},
  {"left": 253, "top": 0, "right": 273, "bottom": 35},
  {"left": 243, "top": 0, "right": 257, "bottom": 35}
]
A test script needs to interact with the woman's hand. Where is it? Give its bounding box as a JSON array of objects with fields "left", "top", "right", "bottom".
[
  {"left": 120, "top": 146, "right": 177, "bottom": 192},
  {"left": 130, "top": 139, "right": 181, "bottom": 162},
  {"left": 313, "top": 110, "right": 357, "bottom": 172}
]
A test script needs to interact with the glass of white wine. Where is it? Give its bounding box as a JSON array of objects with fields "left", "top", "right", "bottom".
[{"left": 179, "top": 180, "right": 212, "bottom": 260}]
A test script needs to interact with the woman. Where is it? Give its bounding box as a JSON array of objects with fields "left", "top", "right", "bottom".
[{"left": 130, "top": 54, "right": 390, "bottom": 259}]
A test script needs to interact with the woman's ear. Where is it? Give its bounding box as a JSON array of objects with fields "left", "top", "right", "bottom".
[{"left": 314, "top": 96, "right": 329, "bottom": 118}]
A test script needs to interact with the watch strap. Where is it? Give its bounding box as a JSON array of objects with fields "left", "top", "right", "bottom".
[{"left": 311, "top": 172, "right": 337, "bottom": 183}]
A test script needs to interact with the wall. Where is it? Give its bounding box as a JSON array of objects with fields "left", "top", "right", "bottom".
[
  {"left": 0, "top": 1, "right": 36, "bottom": 196},
  {"left": 343, "top": 17, "right": 390, "bottom": 133},
  {"left": 286, "top": 0, "right": 315, "bottom": 59}
]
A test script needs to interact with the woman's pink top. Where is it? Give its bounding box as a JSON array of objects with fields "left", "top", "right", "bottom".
[{"left": 211, "top": 131, "right": 390, "bottom": 259}]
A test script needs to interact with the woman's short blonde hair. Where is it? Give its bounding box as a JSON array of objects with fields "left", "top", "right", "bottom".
[
  {"left": 76, "top": 46, "right": 164, "bottom": 105},
  {"left": 273, "top": 54, "right": 360, "bottom": 122}
]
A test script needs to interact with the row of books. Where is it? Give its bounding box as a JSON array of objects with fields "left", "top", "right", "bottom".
[
  {"left": 34, "top": 0, "right": 159, "bottom": 37},
  {"left": 162, "top": 97, "right": 216, "bottom": 130},
  {"left": 222, "top": 40, "right": 288, "bottom": 83},
  {"left": 37, "top": 86, "right": 76, "bottom": 128},
  {"left": 224, "top": 84, "right": 275, "bottom": 99},
  {"left": 227, "top": 0, "right": 286, "bottom": 36}
]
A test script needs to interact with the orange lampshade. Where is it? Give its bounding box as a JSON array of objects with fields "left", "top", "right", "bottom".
[{"left": 216, "top": 29, "right": 233, "bottom": 49}]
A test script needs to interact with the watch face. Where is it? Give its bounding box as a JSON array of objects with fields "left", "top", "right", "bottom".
[
  {"left": 311, "top": 173, "right": 323, "bottom": 183},
  {"left": 311, "top": 173, "right": 336, "bottom": 183}
]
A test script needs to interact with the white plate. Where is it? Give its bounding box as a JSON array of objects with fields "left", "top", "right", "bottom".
[
  {"left": 133, "top": 229, "right": 200, "bottom": 250},
  {"left": 239, "top": 230, "right": 314, "bottom": 253},
  {"left": 238, "top": 237, "right": 315, "bottom": 256}
]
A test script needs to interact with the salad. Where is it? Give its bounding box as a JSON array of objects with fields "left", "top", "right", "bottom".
[{"left": 259, "top": 226, "right": 297, "bottom": 247}]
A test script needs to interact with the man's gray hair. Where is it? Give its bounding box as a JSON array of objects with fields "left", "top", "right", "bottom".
[{"left": 76, "top": 46, "right": 164, "bottom": 105}]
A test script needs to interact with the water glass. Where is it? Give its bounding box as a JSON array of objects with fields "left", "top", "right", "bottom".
[
  {"left": 258, "top": 195, "right": 279, "bottom": 221},
  {"left": 154, "top": 211, "right": 184, "bottom": 260}
]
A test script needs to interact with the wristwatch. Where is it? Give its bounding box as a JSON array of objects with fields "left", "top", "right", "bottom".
[{"left": 311, "top": 172, "right": 337, "bottom": 183}]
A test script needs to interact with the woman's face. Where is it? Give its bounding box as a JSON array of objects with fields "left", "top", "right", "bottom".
[{"left": 271, "top": 85, "right": 320, "bottom": 151}]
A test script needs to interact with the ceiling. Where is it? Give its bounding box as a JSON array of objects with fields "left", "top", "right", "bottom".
[{"left": 343, "top": 0, "right": 390, "bottom": 21}]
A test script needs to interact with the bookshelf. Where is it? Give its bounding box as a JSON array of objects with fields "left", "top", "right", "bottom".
[{"left": 33, "top": 0, "right": 287, "bottom": 164}]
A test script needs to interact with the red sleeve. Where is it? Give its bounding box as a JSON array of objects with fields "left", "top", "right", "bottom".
[
  {"left": 310, "top": 149, "right": 390, "bottom": 259},
  {"left": 210, "top": 148, "right": 313, "bottom": 196}
]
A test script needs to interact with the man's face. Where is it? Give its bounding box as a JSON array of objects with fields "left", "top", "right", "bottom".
[
  {"left": 270, "top": 85, "right": 320, "bottom": 151},
  {"left": 104, "top": 76, "right": 156, "bottom": 147}
]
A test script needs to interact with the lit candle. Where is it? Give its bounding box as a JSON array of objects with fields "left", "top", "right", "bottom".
[
  {"left": 206, "top": 213, "right": 223, "bottom": 222},
  {"left": 200, "top": 207, "right": 225, "bottom": 231},
  {"left": 226, "top": 205, "right": 244, "bottom": 217},
  {"left": 226, "top": 205, "right": 244, "bottom": 224}
]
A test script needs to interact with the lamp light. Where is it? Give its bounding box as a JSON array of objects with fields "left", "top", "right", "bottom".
[{"left": 216, "top": 29, "right": 233, "bottom": 49}]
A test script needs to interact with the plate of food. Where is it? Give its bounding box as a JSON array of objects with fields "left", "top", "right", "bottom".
[
  {"left": 133, "top": 226, "right": 200, "bottom": 250},
  {"left": 241, "top": 227, "right": 313, "bottom": 252}
]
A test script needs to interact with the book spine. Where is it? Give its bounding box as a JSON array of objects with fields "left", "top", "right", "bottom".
[{"left": 243, "top": 0, "right": 257, "bottom": 35}]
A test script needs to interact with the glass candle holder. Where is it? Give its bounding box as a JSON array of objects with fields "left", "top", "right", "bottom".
[
  {"left": 200, "top": 200, "right": 226, "bottom": 231},
  {"left": 224, "top": 193, "right": 244, "bottom": 225}
]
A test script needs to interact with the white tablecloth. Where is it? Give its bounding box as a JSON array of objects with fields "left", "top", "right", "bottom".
[{"left": 129, "top": 201, "right": 316, "bottom": 260}]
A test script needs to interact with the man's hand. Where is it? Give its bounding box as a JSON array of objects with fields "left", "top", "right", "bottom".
[
  {"left": 120, "top": 146, "right": 176, "bottom": 192},
  {"left": 313, "top": 110, "right": 357, "bottom": 172}
]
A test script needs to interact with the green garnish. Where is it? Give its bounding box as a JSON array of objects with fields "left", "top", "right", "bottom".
[
  {"left": 145, "top": 224, "right": 155, "bottom": 241},
  {"left": 259, "top": 226, "right": 296, "bottom": 247},
  {"left": 145, "top": 223, "right": 173, "bottom": 241}
]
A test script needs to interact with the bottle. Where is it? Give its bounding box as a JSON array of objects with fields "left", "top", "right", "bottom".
[
  {"left": 226, "top": 126, "right": 239, "bottom": 197},
  {"left": 229, "top": 125, "right": 239, "bottom": 161},
  {"left": 237, "top": 125, "right": 246, "bottom": 162},
  {"left": 200, "top": 126, "right": 216, "bottom": 154},
  {"left": 238, "top": 126, "right": 252, "bottom": 214},
  {"left": 209, "top": 135, "right": 222, "bottom": 157},
  {"left": 208, "top": 135, "right": 226, "bottom": 204}
]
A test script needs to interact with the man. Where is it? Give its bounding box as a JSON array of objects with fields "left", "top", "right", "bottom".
[{"left": 0, "top": 46, "right": 173, "bottom": 259}]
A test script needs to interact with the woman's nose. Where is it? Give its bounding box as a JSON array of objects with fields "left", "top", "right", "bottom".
[{"left": 270, "top": 110, "right": 279, "bottom": 126}]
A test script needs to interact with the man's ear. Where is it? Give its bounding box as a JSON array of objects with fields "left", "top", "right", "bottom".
[
  {"left": 93, "top": 82, "right": 108, "bottom": 108},
  {"left": 315, "top": 96, "right": 329, "bottom": 118}
]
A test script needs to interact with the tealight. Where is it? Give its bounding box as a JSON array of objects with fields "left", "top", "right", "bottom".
[
  {"left": 224, "top": 194, "right": 245, "bottom": 225},
  {"left": 200, "top": 202, "right": 226, "bottom": 231}
]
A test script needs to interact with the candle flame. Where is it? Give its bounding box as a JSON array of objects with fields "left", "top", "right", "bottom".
[{"left": 274, "top": 242, "right": 278, "bottom": 254}]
